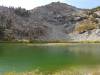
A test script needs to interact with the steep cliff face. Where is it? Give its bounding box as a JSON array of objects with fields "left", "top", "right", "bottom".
[
  {"left": 29, "top": 2, "right": 83, "bottom": 41},
  {"left": 0, "top": 2, "right": 100, "bottom": 41}
]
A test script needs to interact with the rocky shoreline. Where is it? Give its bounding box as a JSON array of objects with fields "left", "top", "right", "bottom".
[{"left": 69, "top": 29, "right": 100, "bottom": 41}]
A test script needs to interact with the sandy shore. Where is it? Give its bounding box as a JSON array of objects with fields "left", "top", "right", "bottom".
[
  {"left": 26, "top": 43, "right": 75, "bottom": 46},
  {"left": 25, "top": 42, "right": 100, "bottom": 47}
]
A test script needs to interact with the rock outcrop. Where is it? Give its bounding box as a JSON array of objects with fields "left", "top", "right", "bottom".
[{"left": 0, "top": 2, "right": 100, "bottom": 42}]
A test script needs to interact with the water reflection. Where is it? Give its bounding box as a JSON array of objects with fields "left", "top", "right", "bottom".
[{"left": 0, "top": 43, "right": 100, "bottom": 72}]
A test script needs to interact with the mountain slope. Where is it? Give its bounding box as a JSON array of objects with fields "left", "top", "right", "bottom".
[{"left": 0, "top": 2, "right": 100, "bottom": 42}]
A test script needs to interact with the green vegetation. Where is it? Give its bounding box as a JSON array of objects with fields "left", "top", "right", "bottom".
[
  {"left": 92, "top": 6, "right": 100, "bottom": 11},
  {"left": 0, "top": 14, "right": 14, "bottom": 41},
  {"left": 14, "top": 7, "right": 30, "bottom": 17},
  {"left": 0, "top": 4, "right": 100, "bottom": 42}
]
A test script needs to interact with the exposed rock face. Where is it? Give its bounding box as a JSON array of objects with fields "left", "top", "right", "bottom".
[
  {"left": 94, "top": 11, "right": 100, "bottom": 17},
  {"left": 0, "top": 2, "right": 100, "bottom": 41},
  {"left": 70, "top": 29, "right": 100, "bottom": 41}
]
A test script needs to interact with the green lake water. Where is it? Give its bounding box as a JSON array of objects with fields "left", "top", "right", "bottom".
[{"left": 0, "top": 43, "right": 100, "bottom": 73}]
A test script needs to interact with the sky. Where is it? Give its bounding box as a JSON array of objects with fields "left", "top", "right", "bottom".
[{"left": 0, "top": 0, "right": 100, "bottom": 10}]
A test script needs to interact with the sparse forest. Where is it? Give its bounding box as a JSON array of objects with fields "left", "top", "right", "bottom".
[{"left": 0, "top": 2, "right": 100, "bottom": 42}]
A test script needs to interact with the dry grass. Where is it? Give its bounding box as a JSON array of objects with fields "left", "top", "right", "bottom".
[
  {"left": 75, "top": 19, "right": 97, "bottom": 34},
  {"left": 2, "top": 67, "right": 100, "bottom": 75}
]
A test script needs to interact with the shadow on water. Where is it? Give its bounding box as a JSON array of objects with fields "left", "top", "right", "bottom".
[{"left": 0, "top": 43, "right": 6, "bottom": 56}]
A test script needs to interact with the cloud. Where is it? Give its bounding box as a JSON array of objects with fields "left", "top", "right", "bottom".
[
  {"left": 0, "top": 0, "right": 100, "bottom": 9},
  {"left": 0, "top": 0, "right": 66, "bottom": 9}
]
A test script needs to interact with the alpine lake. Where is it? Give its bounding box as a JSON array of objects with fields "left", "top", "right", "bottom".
[{"left": 0, "top": 43, "right": 100, "bottom": 74}]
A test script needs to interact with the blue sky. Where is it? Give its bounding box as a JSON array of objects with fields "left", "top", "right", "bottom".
[
  {"left": 0, "top": 0, "right": 100, "bottom": 9},
  {"left": 66, "top": 0, "right": 100, "bottom": 9}
]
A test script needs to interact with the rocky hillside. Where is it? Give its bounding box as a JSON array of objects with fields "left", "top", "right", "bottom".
[{"left": 0, "top": 2, "right": 100, "bottom": 42}]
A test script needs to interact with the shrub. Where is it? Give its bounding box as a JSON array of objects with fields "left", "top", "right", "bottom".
[
  {"left": 92, "top": 6, "right": 100, "bottom": 11},
  {"left": 3, "top": 29, "right": 15, "bottom": 41},
  {"left": 15, "top": 7, "right": 30, "bottom": 17},
  {"left": 75, "top": 20, "right": 97, "bottom": 33}
]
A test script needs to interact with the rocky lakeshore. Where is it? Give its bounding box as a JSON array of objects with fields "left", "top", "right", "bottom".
[{"left": 69, "top": 29, "right": 100, "bottom": 41}]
